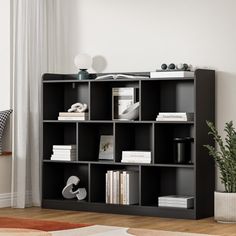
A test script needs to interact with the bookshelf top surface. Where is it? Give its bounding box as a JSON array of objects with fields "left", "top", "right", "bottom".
[
  {"left": 42, "top": 69, "right": 215, "bottom": 83},
  {"left": 42, "top": 77, "right": 195, "bottom": 83},
  {"left": 43, "top": 120, "right": 194, "bottom": 125}
]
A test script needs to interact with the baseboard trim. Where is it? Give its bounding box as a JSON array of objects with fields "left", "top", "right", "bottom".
[{"left": 0, "top": 193, "right": 11, "bottom": 207}]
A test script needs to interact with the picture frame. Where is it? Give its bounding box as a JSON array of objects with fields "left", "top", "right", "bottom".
[{"left": 98, "top": 135, "right": 114, "bottom": 160}]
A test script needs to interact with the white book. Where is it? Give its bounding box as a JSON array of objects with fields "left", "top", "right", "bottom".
[
  {"left": 158, "top": 203, "right": 191, "bottom": 208},
  {"left": 59, "top": 112, "right": 88, "bottom": 117},
  {"left": 123, "top": 171, "right": 127, "bottom": 205},
  {"left": 51, "top": 156, "right": 76, "bottom": 160},
  {"left": 58, "top": 116, "right": 88, "bottom": 121},
  {"left": 107, "top": 170, "right": 113, "bottom": 204},
  {"left": 51, "top": 153, "right": 76, "bottom": 157},
  {"left": 106, "top": 173, "right": 109, "bottom": 204},
  {"left": 158, "top": 112, "right": 194, "bottom": 116},
  {"left": 113, "top": 171, "right": 120, "bottom": 204},
  {"left": 150, "top": 71, "right": 194, "bottom": 78},
  {"left": 120, "top": 172, "right": 124, "bottom": 204},
  {"left": 156, "top": 118, "right": 189, "bottom": 121},
  {"left": 95, "top": 74, "right": 149, "bottom": 80},
  {"left": 112, "top": 87, "right": 136, "bottom": 96},
  {"left": 53, "top": 150, "right": 76, "bottom": 155},
  {"left": 121, "top": 158, "right": 151, "bottom": 163},
  {"left": 53, "top": 145, "right": 76, "bottom": 150},
  {"left": 122, "top": 151, "right": 151, "bottom": 159},
  {"left": 122, "top": 156, "right": 151, "bottom": 160},
  {"left": 158, "top": 195, "right": 194, "bottom": 202},
  {"left": 51, "top": 157, "right": 76, "bottom": 161}
]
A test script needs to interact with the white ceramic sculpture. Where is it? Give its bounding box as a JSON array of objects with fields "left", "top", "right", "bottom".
[
  {"left": 119, "top": 102, "right": 140, "bottom": 120},
  {"left": 62, "top": 176, "right": 87, "bottom": 201}
]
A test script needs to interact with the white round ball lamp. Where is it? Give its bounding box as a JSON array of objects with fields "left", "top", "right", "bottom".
[{"left": 74, "top": 53, "right": 92, "bottom": 80}]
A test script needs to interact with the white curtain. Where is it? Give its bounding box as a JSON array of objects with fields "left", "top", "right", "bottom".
[{"left": 11, "top": 0, "right": 64, "bottom": 207}]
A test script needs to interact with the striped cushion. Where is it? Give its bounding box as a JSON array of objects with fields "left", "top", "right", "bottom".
[{"left": 0, "top": 109, "right": 12, "bottom": 155}]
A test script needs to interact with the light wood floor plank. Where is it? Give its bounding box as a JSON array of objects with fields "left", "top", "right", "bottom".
[{"left": 0, "top": 207, "right": 235, "bottom": 235}]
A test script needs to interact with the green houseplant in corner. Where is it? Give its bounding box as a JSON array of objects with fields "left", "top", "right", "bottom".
[{"left": 205, "top": 121, "right": 236, "bottom": 223}]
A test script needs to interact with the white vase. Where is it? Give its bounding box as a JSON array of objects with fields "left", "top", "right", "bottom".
[{"left": 215, "top": 191, "right": 236, "bottom": 223}]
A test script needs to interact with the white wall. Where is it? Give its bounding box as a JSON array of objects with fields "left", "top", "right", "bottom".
[
  {"left": 59, "top": 0, "right": 236, "bottom": 191},
  {"left": 0, "top": 0, "right": 12, "bottom": 197}
]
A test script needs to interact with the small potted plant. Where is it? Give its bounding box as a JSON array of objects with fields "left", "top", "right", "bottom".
[{"left": 205, "top": 121, "right": 236, "bottom": 223}]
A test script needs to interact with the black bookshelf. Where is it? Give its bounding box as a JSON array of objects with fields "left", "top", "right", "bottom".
[{"left": 42, "top": 69, "right": 215, "bottom": 219}]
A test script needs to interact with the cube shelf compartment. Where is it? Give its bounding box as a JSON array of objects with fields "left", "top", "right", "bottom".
[{"left": 42, "top": 69, "right": 215, "bottom": 219}]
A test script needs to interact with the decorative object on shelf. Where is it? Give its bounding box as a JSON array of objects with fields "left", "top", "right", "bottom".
[
  {"left": 158, "top": 195, "right": 194, "bottom": 209},
  {"left": 112, "top": 87, "right": 138, "bottom": 120},
  {"left": 176, "top": 63, "right": 189, "bottom": 71},
  {"left": 168, "top": 63, "right": 176, "bottom": 70},
  {"left": 156, "top": 112, "right": 194, "bottom": 122},
  {"left": 74, "top": 53, "right": 92, "bottom": 80},
  {"left": 58, "top": 103, "right": 88, "bottom": 121},
  {"left": 50, "top": 145, "right": 76, "bottom": 161},
  {"left": 160, "top": 63, "right": 191, "bottom": 71},
  {"left": 62, "top": 176, "right": 87, "bottom": 200},
  {"left": 68, "top": 103, "right": 88, "bottom": 113},
  {"left": 98, "top": 135, "right": 114, "bottom": 160},
  {"left": 121, "top": 150, "right": 151, "bottom": 164},
  {"left": 118, "top": 102, "right": 140, "bottom": 121},
  {"left": 205, "top": 121, "right": 236, "bottom": 223},
  {"left": 151, "top": 70, "right": 194, "bottom": 78},
  {"left": 0, "top": 109, "right": 13, "bottom": 155},
  {"left": 161, "top": 63, "right": 168, "bottom": 70},
  {"left": 173, "top": 137, "right": 194, "bottom": 164},
  {"left": 95, "top": 73, "right": 149, "bottom": 80}
]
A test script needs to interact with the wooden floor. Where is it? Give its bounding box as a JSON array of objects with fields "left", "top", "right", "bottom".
[{"left": 0, "top": 207, "right": 236, "bottom": 235}]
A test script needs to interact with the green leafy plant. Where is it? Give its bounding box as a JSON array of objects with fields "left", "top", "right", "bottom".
[{"left": 205, "top": 121, "right": 236, "bottom": 193}]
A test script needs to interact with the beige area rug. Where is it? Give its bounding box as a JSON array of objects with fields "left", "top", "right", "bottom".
[{"left": 50, "top": 225, "right": 217, "bottom": 236}]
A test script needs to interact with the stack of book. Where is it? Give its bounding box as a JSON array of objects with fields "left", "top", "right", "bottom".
[
  {"left": 58, "top": 112, "right": 88, "bottom": 121},
  {"left": 158, "top": 195, "right": 194, "bottom": 209},
  {"left": 112, "top": 87, "right": 138, "bottom": 120},
  {"left": 106, "top": 170, "right": 139, "bottom": 205},
  {"left": 156, "top": 112, "right": 194, "bottom": 122},
  {"left": 50, "top": 145, "right": 76, "bottom": 161},
  {"left": 150, "top": 70, "right": 194, "bottom": 79},
  {"left": 121, "top": 151, "right": 151, "bottom": 164}
]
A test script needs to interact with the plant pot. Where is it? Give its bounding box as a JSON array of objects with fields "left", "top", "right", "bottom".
[{"left": 215, "top": 191, "right": 236, "bottom": 223}]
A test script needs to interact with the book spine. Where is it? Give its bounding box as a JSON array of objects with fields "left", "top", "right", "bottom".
[
  {"left": 126, "top": 173, "right": 130, "bottom": 205},
  {"left": 58, "top": 117, "right": 88, "bottom": 120},
  {"left": 113, "top": 171, "right": 117, "bottom": 204},
  {"left": 123, "top": 172, "right": 127, "bottom": 205},
  {"left": 156, "top": 118, "right": 188, "bottom": 121},
  {"left": 53, "top": 145, "right": 76, "bottom": 150},
  {"left": 120, "top": 172, "right": 124, "bottom": 205},
  {"left": 121, "top": 159, "right": 151, "bottom": 164},
  {"left": 122, "top": 151, "right": 151, "bottom": 159},
  {"left": 59, "top": 112, "right": 88, "bottom": 117},
  {"left": 106, "top": 173, "right": 108, "bottom": 204},
  {"left": 116, "top": 171, "right": 120, "bottom": 204},
  {"left": 107, "top": 171, "right": 113, "bottom": 204}
]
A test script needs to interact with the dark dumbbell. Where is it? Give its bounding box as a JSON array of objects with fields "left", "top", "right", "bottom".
[
  {"left": 183, "top": 63, "right": 189, "bottom": 70},
  {"left": 168, "top": 63, "right": 176, "bottom": 70},
  {"left": 161, "top": 64, "right": 168, "bottom": 70}
]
